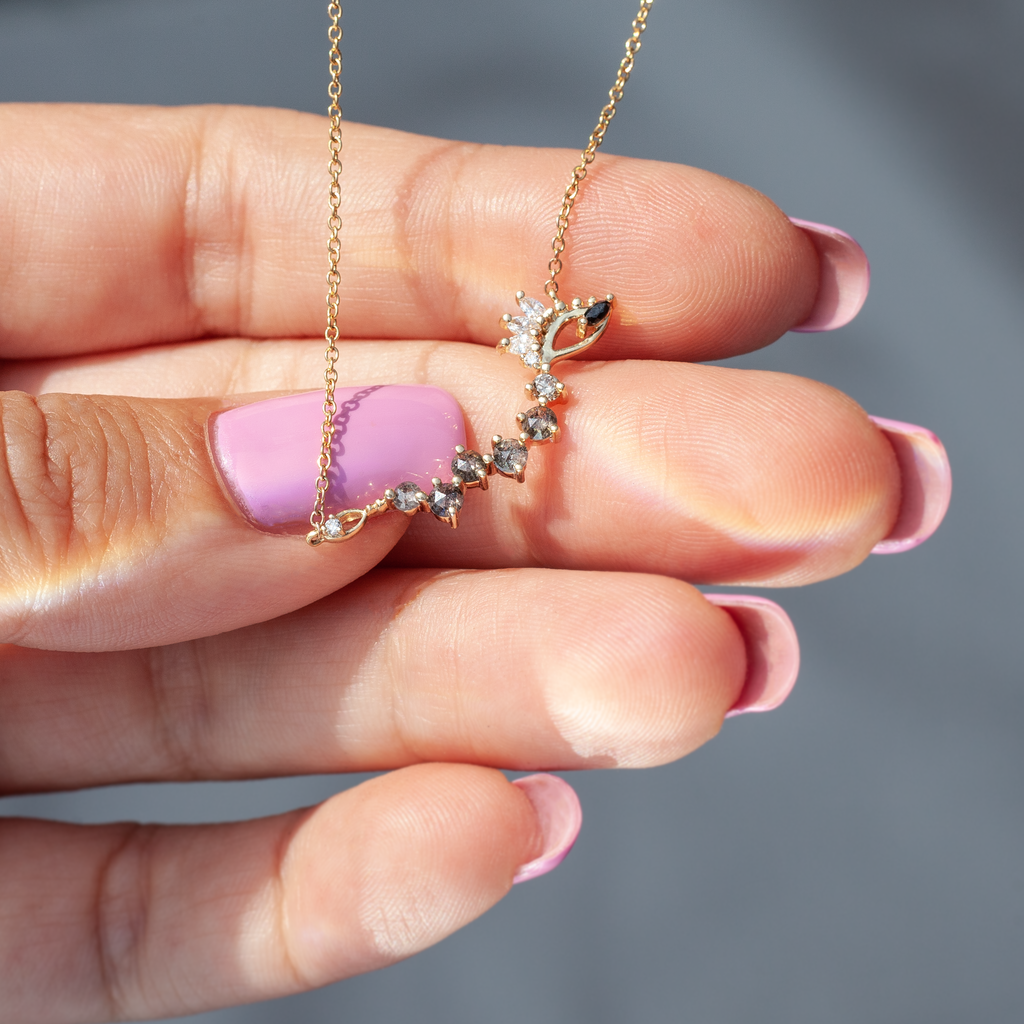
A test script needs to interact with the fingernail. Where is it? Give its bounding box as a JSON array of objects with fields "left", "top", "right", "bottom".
[
  {"left": 704, "top": 595, "right": 801, "bottom": 717},
  {"left": 511, "top": 774, "right": 583, "bottom": 884},
  {"left": 209, "top": 386, "right": 466, "bottom": 533},
  {"left": 788, "top": 217, "right": 871, "bottom": 332},
  {"left": 869, "top": 416, "right": 952, "bottom": 554}
]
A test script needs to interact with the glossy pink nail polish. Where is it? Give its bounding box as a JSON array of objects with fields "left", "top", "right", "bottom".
[
  {"left": 209, "top": 386, "right": 466, "bottom": 533},
  {"left": 789, "top": 217, "right": 871, "bottom": 332},
  {"left": 869, "top": 416, "right": 952, "bottom": 554},
  {"left": 704, "top": 594, "right": 800, "bottom": 717},
  {"left": 511, "top": 774, "right": 583, "bottom": 884}
]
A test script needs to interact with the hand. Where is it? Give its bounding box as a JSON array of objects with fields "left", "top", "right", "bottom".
[{"left": 0, "top": 104, "right": 950, "bottom": 1021}]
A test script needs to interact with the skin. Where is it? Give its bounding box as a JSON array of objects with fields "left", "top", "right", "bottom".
[{"left": 0, "top": 105, "right": 900, "bottom": 1021}]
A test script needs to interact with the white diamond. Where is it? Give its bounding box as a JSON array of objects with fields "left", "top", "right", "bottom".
[
  {"left": 519, "top": 296, "right": 547, "bottom": 321},
  {"left": 523, "top": 350, "right": 542, "bottom": 369},
  {"left": 532, "top": 373, "right": 561, "bottom": 400},
  {"left": 324, "top": 517, "right": 344, "bottom": 539},
  {"left": 507, "top": 332, "right": 532, "bottom": 356},
  {"left": 509, "top": 315, "right": 534, "bottom": 334}
]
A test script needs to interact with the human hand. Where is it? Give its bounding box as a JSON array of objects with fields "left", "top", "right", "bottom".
[{"left": 0, "top": 104, "right": 950, "bottom": 1020}]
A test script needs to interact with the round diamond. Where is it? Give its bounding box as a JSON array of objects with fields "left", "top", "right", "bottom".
[
  {"left": 428, "top": 482, "right": 464, "bottom": 518},
  {"left": 532, "top": 373, "right": 561, "bottom": 400},
  {"left": 323, "top": 517, "right": 344, "bottom": 539},
  {"left": 452, "top": 450, "right": 487, "bottom": 483},
  {"left": 492, "top": 438, "right": 528, "bottom": 475},
  {"left": 523, "top": 350, "right": 542, "bottom": 369},
  {"left": 392, "top": 481, "right": 422, "bottom": 512},
  {"left": 523, "top": 405, "right": 558, "bottom": 441}
]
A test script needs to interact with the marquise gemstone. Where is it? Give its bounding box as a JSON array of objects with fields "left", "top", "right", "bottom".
[
  {"left": 524, "top": 406, "right": 558, "bottom": 441},
  {"left": 519, "top": 296, "right": 547, "bottom": 321},
  {"left": 584, "top": 300, "right": 611, "bottom": 325}
]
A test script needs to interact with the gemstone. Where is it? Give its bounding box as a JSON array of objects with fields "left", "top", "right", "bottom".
[
  {"left": 392, "top": 481, "right": 422, "bottom": 512},
  {"left": 509, "top": 315, "right": 535, "bottom": 334},
  {"left": 452, "top": 449, "right": 487, "bottom": 483},
  {"left": 523, "top": 406, "right": 558, "bottom": 441},
  {"left": 519, "top": 296, "right": 547, "bottom": 321},
  {"left": 507, "top": 332, "right": 533, "bottom": 357},
  {"left": 532, "top": 373, "right": 561, "bottom": 400},
  {"left": 523, "top": 350, "right": 542, "bottom": 369},
  {"left": 323, "top": 516, "right": 344, "bottom": 539},
  {"left": 493, "top": 438, "right": 529, "bottom": 475},
  {"left": 428, "top": 482, "right": 464, "bottom": 518},
  {"left": 584, "top": 300, "right": 611, "bottom": 325}
]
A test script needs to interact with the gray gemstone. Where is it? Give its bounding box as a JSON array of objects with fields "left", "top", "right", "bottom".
[
  {"left": 392, "top": 481, "right": 422, "bottom": 512},
  {"left": 492, "top": 438, "right": 528, "bottom": 475},
  {"left": 428, "top": 482, "right": 464, "bottom": 518},
  {"left": 452, "top": 450, "right": 487, "bottom": 483},
  {"left": 323, "top": 516, "right": 344, "bottom": 539},
  {"left": 532, "top": 373, "right": 561, "bottom": 400},
  {"left": 523, "top": 405, "right": 558, "bottom": 441}
]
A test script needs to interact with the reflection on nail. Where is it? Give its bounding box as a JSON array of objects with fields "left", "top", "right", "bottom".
[
  {"left": 705, "top": 594, "right": 800, "bottom": 717},
  {"left": 511, "top": 774, "right": 583, "bottom": 884},
  {"left": 789, "top": 217, "right": 871, "bottom": 332},
  {"left": 209, "top": 386, "right": 466, "bottom": 533},
  {"left": 869, "top": 416, "right": 952, "bottom": 554}
]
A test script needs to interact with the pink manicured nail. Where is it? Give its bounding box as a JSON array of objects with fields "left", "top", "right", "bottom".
[
  {"left": 869, "top": 416, "right": 952, "bottom": 554},
  {"left": 511, "top": 774, "right": 583, "bottom": 884},
  {"left": 788, "top": 217, "right": 871, "bottom": 332},
  {"left": 705, "top": 595, "right": 800, "bottom": 717},
  {"left": 209, "top": 386, "right": 466, "bottom": 533}
]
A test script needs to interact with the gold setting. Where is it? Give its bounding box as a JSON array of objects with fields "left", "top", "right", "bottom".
[{"left": 308, "top": 0, "right": 652, "bottom": 544}]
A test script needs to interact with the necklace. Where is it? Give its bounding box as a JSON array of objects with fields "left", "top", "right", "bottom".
[{"left": 308, "top": 0, "right": 654, "bottom": 545}]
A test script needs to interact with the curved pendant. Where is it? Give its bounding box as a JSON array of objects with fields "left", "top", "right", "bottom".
[{"left": 311, "top": 291, "right": 613, "bottom": 543}]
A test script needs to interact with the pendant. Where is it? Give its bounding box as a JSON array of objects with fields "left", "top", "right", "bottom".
[{"left": 310, "top": 292, "right": 612, "bottom": 543}]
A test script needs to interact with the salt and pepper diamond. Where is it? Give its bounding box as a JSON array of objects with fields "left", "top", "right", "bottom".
[
  {"left": 492, "top": 436, "right": 529, "bottom": 482},
  {"left": 452, "top": 446, "right": 491, "bottom": 490},
  {"left": 520, "top": 405, "right": 559, "bottom": 442},
  {"left": 427, "top": 480, "right": 464, "bottom": 524},
  {"left": 390, "top": 481, "right": 424, "bottom": 514}
]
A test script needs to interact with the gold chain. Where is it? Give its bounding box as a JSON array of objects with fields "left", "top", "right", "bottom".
[
  {"left": 544, "top": 0, "right": 654, "bottom": 301},
  {"left": 310, "top": 2, "right": 344, "bottom": 536}
]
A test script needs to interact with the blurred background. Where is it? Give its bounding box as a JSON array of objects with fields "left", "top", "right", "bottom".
[{"left": 1, "top": 0, "right": 1022, "bottom": 1020}]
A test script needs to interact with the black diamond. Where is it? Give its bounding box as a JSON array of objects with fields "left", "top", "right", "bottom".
[{"left": 584, "top": 300, "right": 611, "bottom": 325}]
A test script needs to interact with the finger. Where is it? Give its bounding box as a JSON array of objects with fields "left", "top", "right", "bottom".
[
  {"left": 0, "top": 765, "right": 578, "bottom": 1021},
  {"left": 0, "top": 569, "right": 774, "bottom": 791},
  {"left": 0, "top": 104, "right": 824, "bottom": 361},
  {"left": 0, "top": 344, "right": 901, "bottom": 652}
]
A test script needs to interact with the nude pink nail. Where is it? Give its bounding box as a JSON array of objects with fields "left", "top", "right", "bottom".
[
  {"left": 511, "top": 774, "right": 583, "bottom": 884},
  {"left": 704, "top": 595, "right": 800, "bottom": 717},
  {"left": 788, "top": 217, "right": 871, "bottom": 332},
  {"left": 869, "top": 416, "right": 952, "bottom": 554},
  {"left": 209, "top": 386, "right": 466, "bottom": 533}
]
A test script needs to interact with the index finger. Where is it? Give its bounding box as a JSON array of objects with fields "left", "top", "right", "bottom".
[{"left": 0, "top": 103, "right": 825, "bottom": 360}]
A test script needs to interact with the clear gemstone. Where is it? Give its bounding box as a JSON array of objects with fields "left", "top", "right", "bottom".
[
  {"left": 509, "top": 315, "right": 535, "bottom": 334},
  {"left": 323, "top": 516, "right": 344, "bottom": 539},
  {"left": 507, "top": 332, "right": 533, "bottom": 357},
  {"left": 519, "top": 296, "right": 547, "bottom": 321},
  {"left": 452, "top": 450, "right": 487, "bottom": 482},
  {"left": 532, "top": 373, "right": 561, "bottom": 400},
  {"left": 523, "top": 350, "right": 542, "bottom": 369},
  {"left": 492, "top": 438, "right": 529, "bottom": 475},
  {"left": 392, "top": 481, "right": 422, "bottom": 512},
  {"left": 523, "top": 406, "right": 558, "bottom": 441},
  {"left": 428, "top": 482, "right": 464, "bottom": 518}
]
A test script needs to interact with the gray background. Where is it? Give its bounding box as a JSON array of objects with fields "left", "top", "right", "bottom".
[{"left": 1, "top": 0, "right": 1022, "bottom": 1021}]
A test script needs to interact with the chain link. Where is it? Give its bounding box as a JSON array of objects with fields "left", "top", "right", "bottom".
[
  {"left": 544, "top": 0, "right": 654, "bottom": 301},
  {"left": 310, "top": 3, "right": 344, "bottom": 536}
]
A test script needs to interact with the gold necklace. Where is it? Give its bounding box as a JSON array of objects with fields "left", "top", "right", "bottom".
[{"left": 308, "top": 0, "right": 654, "bottom": 545}]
